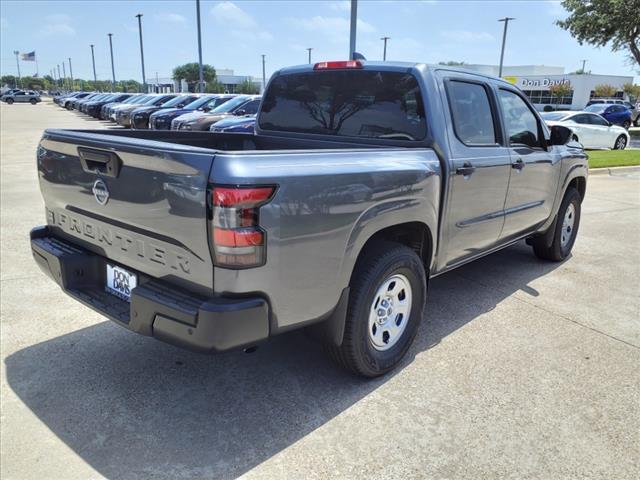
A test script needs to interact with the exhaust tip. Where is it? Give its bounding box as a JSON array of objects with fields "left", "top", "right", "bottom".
[{"left": 244, "top": 346, "right": 258, "bottom": 354}]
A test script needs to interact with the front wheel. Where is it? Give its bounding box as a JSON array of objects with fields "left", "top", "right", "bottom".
[
  {"left": 6, "top": 98, "right": 14, "bottom": 105},
  {"left": 325, "top": 241, "right": 426, "bottom": 377},
  {"left": 613, "top": 135, "right": 627, "bottom": 150},
  {"left": 532, "top": 188, "right": 581, "bottom": 262}
]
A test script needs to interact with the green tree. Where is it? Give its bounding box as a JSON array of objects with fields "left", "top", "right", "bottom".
[
  {"left": 622, "top": 82, "right": 640, "bottom": 101},
  {"left": 172, "top": 63, "right": 217, "bottom": 92},
  {"left": 548, "top": 83, "right": 574, "bottom": 106},
  {"left": 205, "top": 80, "right": 227, "bottom": 93},
  {"left": 556, "top": 0, "right": 640, "bottom": 67},
  {"left": 1, "top": 75, "right": 18, "bottom": 88},
  {"left": 236, "top": 79, "right": 260, "bottom": 94},
  {"left": 593, "top": 84, "right": 617, "bottom": 98}
]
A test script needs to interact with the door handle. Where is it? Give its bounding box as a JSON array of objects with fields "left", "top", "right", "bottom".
[
  {"left": 456, "top": 162, "right": 476, "bottom": 177},
  {"left": 511, "top": 158, "right": 525, "bottom": 171}
]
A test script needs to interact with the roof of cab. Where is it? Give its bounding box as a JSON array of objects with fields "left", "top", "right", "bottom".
[{"left": 275, "top": 60, "right": 516, "bottom": 88}]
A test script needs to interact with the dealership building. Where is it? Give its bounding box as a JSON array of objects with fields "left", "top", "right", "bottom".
[{"left": 461, "top": 64, "right": 634, "bottom": 111}]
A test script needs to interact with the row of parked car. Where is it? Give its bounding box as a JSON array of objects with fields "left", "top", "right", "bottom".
[{"left": 53, "top": 91, "right": 259, "bottom": 133}]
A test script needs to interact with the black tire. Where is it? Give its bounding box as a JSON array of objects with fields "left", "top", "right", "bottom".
[
  {"left": 30, "top": 98, "right": 37, "bottom": 105},
  {"left": 532, "top": 188, "right": 581, "bottom": 262},
  {"left": 6, "top": 98, "right": 14, "bottom": 105},
  {"left": 622, "top": 120, "right": 630, "bottom": 130},
  {"left": 613, "top": 135, "right": 627, "bottom": 150},
  {"left": 325, "top": 241, "right": 426, "bottom": 377}
]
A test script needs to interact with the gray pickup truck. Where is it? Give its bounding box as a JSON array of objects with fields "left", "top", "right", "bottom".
[{"left": 31, "top": 61, "right": 587, "bottom": 377}]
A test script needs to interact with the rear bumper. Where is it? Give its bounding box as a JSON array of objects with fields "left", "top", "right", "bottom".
[{"left": 30, "top": 226, "right": 270, "bottom": 353}]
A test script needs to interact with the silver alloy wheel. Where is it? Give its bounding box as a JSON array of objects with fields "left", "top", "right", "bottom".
[
  {"left": 561, "top": 203, "right": 576, "bottom": 248},
  {"left": 368, "top": 274, "right": 412, "bottom": 351},
  {"left": 616, "top": 136, "right": 627, "bottom": 150}
]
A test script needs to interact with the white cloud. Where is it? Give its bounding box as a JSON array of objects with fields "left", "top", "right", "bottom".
[
  {"left": 329, "top": 1, "right": 350, "bottom": 12},
  {"left": 38, "top": 13, "right": 75, "bottom": 37},
  {"left": 45, "top": 14, "right": 72, "bottom": 24},
  {"left": 154, "top": 13, "right": 187, "bottom": 24},
  {"left": 440, "top": 30, "right": 494, "bottom": 42},
  {"left": 546, "top": 0, "right": 566, "bottom": 18},
  {"left": 210, "top": 1, "right": 256, "bottom": 29},
  {"left": 287, "top": 16, "right": 376, "bottom": 36},
  {"left": 209, "top": 2, "right": 272, "bottom": 44}
]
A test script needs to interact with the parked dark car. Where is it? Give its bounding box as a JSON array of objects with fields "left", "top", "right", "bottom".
[
  {"left": 104, "top": 94, "right": 151, "bottom": 121},
  {"left": 170, "top": 95, "right": 238, "bottom": 130},
  {"left": 130, "top": 94, "right": 196, "bottom": 129},
  {"left": 70, "top": 93, "right": 105, "bottom": 111},
  {"left": 149, "top": 94, "right": 232, "bottom": 130},
  {"left": 115, "top": 94, "right": 176, "bottom": 128},
  {"left": 584, "top": 103, "right": 632, "bottom": 129},
  {"left": 209, "top": 115, "right": 256, "bottom": 133},
  {"left": 86, "top": 94, "right": 134, "bottom": 118},
  {"left": 175, "top": 95, "right": 261, "bottom": 131},
  {"left": 63, "top": 92, "right": 92, "bottom": 109},
  {"left": 98, "top": 95, "right": 139, "bottom": 120}
]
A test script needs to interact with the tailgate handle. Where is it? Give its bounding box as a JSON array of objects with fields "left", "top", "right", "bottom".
[{"left": 78, "top": 147, "right": 122, "bottom": 178}]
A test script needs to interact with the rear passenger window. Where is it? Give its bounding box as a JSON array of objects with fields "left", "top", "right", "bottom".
[
  {"left": 446, "top": 81, "right": 497, "bottom": 145},
  {"left": 498, "top": 89, "right": 541, "bottom": 149}
]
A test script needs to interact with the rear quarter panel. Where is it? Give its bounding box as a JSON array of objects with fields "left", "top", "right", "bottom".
[{"left": 211, "top": 149, "right": 441, "bottom": 330}]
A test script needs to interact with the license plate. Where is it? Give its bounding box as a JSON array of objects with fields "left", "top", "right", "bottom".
[{"left": 105, "top": 264, "right": 137, "bottom": 301}]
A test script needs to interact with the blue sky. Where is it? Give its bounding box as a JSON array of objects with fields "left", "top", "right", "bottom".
[{"left": 1, "top": 0, "right": 637, "bottom": 82}]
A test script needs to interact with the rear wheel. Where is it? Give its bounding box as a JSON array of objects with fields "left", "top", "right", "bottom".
[
  {"left": 532, "top": 188, "right": 581, "bottom": 262},
  {"left": 613, "top": 135, "right": 627, "bottom": 150},
  {"left": 29, "top": 98, "right": 37, "bottom": 105},
  {"left": 325, "top": 241, "right": 426, "bottom": 377}
]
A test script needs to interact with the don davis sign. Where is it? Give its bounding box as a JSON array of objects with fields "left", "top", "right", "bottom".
[{"left": 518, "top": 77, "right": 571, "bottom": 89}]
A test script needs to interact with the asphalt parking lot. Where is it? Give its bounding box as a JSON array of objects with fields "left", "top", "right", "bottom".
[{"left": 1, "top": 100, "right": 639, "bottom": 479}]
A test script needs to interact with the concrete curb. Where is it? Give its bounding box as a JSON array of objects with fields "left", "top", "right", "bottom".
[{"left": 589, "top": 165, "right": 640, "bottom": 175}]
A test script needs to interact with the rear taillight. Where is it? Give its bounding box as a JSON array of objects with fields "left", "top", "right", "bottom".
[
  {"left": 314, "top": 60, "right": 363, "bottom": 70},
  {"left": 211, "top": 185, "right": 275, "bottom": 268}
]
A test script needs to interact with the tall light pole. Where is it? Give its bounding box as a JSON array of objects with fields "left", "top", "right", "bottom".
[
  {"left": 57, "top": 64, "right": 61, "bottom": 88},
  {"left": 68, "top": 57, "right": 74, "bottom": 90},
  {"left": 62, "top": 61, "right": 67, "bottom": 90},
  {"left": 13, "top": 51, "right": 21, "bottom": 87},
  {"left": 381, "top": 36, "right": 390, "bottom": 61},
  {"left": 349, "top": 0, "right": 357, "bottom": 59},
  {"left": 90, "top": 44, "right": 97, "bottom": 86},
  {"left": 581, "top": 59, "right": 588, "bottom": 73},
  {"left": 497, "top": 17, "right": 515, "bottom": 78},
  {"left": 261, "top": 54, "right": 266, "bottom": 93},
  {"left": 108, "top": 33, "right": 116, "bottom": 90},
  {"left": 136, "top": 14, "right": 147, "bottom": 92},
  {"left": 306, "top": 48, "right": 313, "bottom": 64},
  {"left": 196, "top": 0, "right": 204, "bottom": 93}
]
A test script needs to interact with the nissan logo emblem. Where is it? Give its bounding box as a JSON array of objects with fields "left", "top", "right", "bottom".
[{"left": 92, "top": 179, "right": 110, "bottom": 205}]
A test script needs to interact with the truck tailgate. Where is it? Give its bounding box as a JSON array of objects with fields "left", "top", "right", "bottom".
[{"left": 37, "top": 129, "right": 216, "bottom": 295}]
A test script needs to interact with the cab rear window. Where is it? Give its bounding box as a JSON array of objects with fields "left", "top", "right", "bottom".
[{"left": 259, "top": 70, "right": 426, "bottom": 141}]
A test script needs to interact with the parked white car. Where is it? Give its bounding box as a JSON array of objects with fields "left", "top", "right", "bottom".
[{"left": 541, "top": 111, "right": 630, "bottom": 150}]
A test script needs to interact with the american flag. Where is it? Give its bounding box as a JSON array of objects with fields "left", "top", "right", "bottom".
[{"left": 20, "top": 51, "right": 36, "bottom": 61}]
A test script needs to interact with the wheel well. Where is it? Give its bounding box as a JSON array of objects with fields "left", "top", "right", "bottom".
[
  {"left": 568, "top": 177, "right": 586, "bottom": 202},
  {"left": 359, "top": 222, "right": 433, "bottom": 273}
]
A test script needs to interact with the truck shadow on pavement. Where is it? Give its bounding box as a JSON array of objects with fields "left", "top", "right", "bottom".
[{"left": 5, "top": 241, "right": 561, "bottom": 479}]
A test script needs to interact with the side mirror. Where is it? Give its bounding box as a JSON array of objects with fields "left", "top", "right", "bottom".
[
  {"left": 235, "top": 109, "right": 246, "bottom": 116},
  {"left": 549, "top": 125, "right": 573, "bottom": 146},
  {"left": 177, "top": 103, "right": 185, "bottom": 108},
  {"left": 201, "top": 106, "right": 211, "bottom": 112}
]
